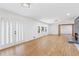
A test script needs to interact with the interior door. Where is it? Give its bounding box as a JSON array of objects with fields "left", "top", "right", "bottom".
[
  {"left": 16, "top": 23, "right": 23, "bottom": 42},
  {"left": 0, "top": 20, "right": 4, "bottom": 46},
  {"left": 0, "top": 20, "right": 24, "bottom": 48}
]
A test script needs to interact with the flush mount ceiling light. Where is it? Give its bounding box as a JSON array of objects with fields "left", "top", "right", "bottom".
[
  {"left": 21, "top": 3, "right": 31, "bottom": 8},
  {"left": 66, "top": 13, "right": 70, "bottom": 16}
]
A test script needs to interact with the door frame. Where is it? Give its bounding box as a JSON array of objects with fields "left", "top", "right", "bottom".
[{"left": 58, "top": 24, "right": 74, "bottom": 36}]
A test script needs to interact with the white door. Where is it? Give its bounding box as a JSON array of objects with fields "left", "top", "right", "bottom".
[
  {"left": 16, "top": 23, "right": 23, "bottom": 42},
  {"left": 0, "top": 20, "right": 24, "bottom": 47},
  {"left": 0, "top": 20, "right": 5, "bottom": 46}
]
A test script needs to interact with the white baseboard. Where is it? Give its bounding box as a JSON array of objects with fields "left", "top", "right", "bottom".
[{"left": 0, "top": 39, "right": 30, "bottom": 50}]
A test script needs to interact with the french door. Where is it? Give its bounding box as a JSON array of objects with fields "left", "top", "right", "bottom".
[{"left": 0, "top": 20, "right": 23, "bottom": 47}]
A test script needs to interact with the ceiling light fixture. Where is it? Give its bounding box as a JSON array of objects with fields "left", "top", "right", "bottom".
[
  {"left": 21, "top": 3, "right": 31, "bottom": 8},
  {"left": 66, "top": 13, "right": 70, "bottom": 16}
]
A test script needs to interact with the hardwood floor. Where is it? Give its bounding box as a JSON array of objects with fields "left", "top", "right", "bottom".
[{"left": 0, "top": 35, "right": 79, "bottom": 56}]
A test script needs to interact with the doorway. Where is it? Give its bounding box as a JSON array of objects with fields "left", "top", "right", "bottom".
[{"left": 58, "top": 24, "right": 74, "bottom": 36}]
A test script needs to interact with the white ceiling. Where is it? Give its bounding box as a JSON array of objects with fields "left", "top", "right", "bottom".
[{"left": 0, "top": 3, "right": 78, "bottom": 24}]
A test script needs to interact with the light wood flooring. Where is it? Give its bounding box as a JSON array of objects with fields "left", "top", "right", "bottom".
[{"left": 0, "top": 35, "right": 79, "bottom": 56}]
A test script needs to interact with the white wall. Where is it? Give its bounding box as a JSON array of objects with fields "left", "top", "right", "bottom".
[
  {"left": 48, "top": 24, "right": 58, "bottom": 35},
  {"left": 23, "top": 19, "right": 48, "bottom": 41},
  {"left": 0, "top": 8, "right": 48, "bottom": 48}
]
